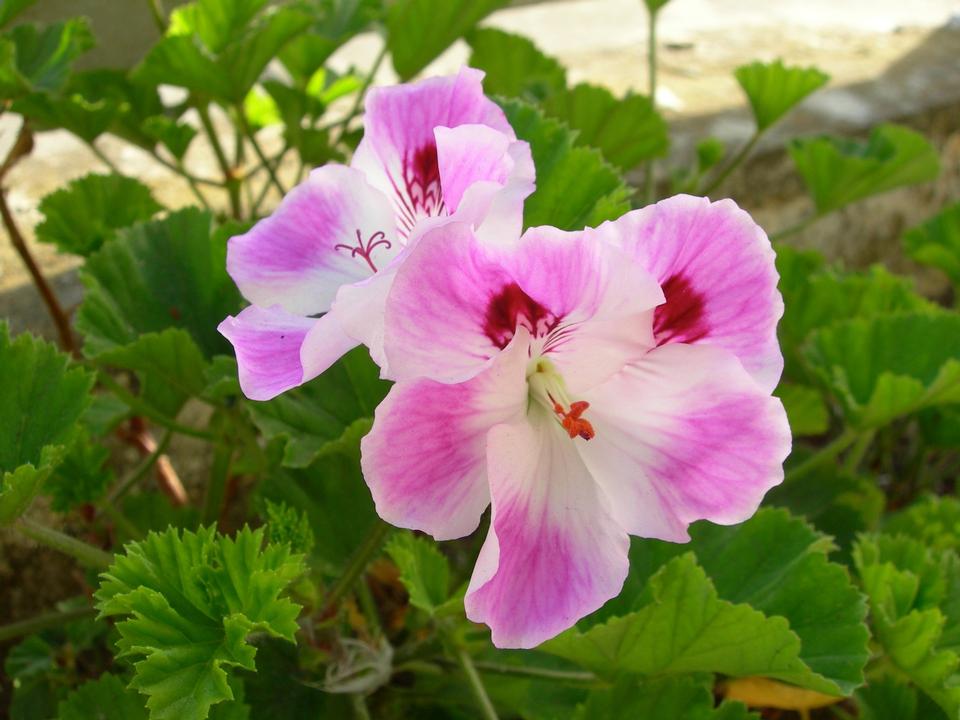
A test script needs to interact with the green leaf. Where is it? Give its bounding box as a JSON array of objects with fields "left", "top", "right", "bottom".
[
  {"left": 0, "top": 0, "right": 34, "bottom": 29},
  {"left": 576, "top": 675, "right": 756, "bottom": 720},
  {"left": 95, "top": 526, "right": 304, "bottom": 720},
  {"left": 501, "top": 98, "right": 630, "bottom": 231},
  {"left": 36, "top": 174, "right": 163, "bottom": 257},
  {"left": 12, "top": 90, "right": 116, "bottom": 141},
  {"left": 258, "top": 421, "right": 377, "bottom": 574},
  {"left": 904, "top": 202, "right": 960, "bottom": 288},
  {"left": 76, "top": 208, "right": 241, "bottom": 359},
  {"left": 385, "top": 532, "right": 451, "bottom": 614},
  {"left": 543, "top": 553, "right": 830, "bottom": 689},
  {"left": 143, "top": 115, "right": 198, "bottom": 160},
  {"left": 279, "top": 0, "right": 381, "bottom": 83},
  {"left": 45, "top": 427, "right": 113, "bottom": 512},
  {"left": 856, "top": 677, "right": 950, "bottom": 720},
  {"left": 58, "top": 674, "right": 148, "bottom": 720},
  {"left": 775, "top": 382, "right": 829, "bottom": 436},
  {"left": 804, "top": 312, "right": 960, "bottom": 429},
  {"left": 0, "top": 18, "right": 94, "bottom": 97},
  {"left": 734, "top": 60, "right": 829, "bottom": 131},
  {"left": 97, "top": 329, "right": 210, "bottom": 418},
  {"left": 0, "top": 323, "right": 94, "bottom": 524},
  {"left": 248, "top": 347, "right": 388, "bottom": 468},
  {"left": 887, "top": 496, "right": 960, "bottom": 556},
  {"left": 386, "top": 0, "right": 509, "bottom": 80},
  {"left": 263, "top": 499, "right": 315, "bottom": 556},
  {"left": 544, "top": 83, "right": 668, "bottom": 170},
  {"left": 467, "top": 28, "right": 567, "bottom": 100},
  {"left": 138, "top": 6, "right": 309, "bottom": 102},
  {"left": 601, "top": 508, "right": 869, "bottom": 694},
  {"left": 789, "top": 124, "right": 940, "bottom": 215},
  {"left": 854, "top": 534, "right": 960, "bottom": 717}
]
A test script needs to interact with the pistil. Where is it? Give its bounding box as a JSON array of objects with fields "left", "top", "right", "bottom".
[{"left": 527, "top": 358, "right": 595, "bottom": 441}]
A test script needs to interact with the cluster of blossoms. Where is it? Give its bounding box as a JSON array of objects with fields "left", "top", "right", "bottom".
[{"left": 219, "top": 68, "right": 791, "bottom": 649}]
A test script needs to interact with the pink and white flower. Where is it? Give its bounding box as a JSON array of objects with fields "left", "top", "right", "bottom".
[
  {"left": 361, "top": 195, "right": 791, "bottom": 648},
  {"left": 219, "top": 68, "right": 535, "bottom": 400}
]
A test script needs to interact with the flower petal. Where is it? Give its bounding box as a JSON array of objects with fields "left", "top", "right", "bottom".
[
  {"left": 226, "top": 165, "right": 398, "bottom": 316},
  {"left": 351, "top": 67, "right": 513, "bottom": 239},
  {"left": 595, "top": 195, "right": 784, "bottom": 392},
  {"left": 509, "top": 226, "right": 664, "bottom": 393},
  {"left": 465, "top": 412, "right": 629, "bottom": 648},
  {"left": 578, "top": 343, "right": 791, "bottom": 542},
  {"left": 383, "top": 222, "right": 517, "bottom": 384},
  {"left": 217, "top": 305, "right": 316, "bottom": 401},
  {"left": 360, "top": 330, "right": 529, "bottom": 541}
]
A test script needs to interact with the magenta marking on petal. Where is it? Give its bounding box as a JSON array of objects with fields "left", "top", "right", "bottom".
[
  {"left": 334, "top": 228, "right": 393, "bottom": 273},
  {"left": 483, "top": 282, "right": 558, "bottom": 349},
  {"left": 653, "top": 273, "right": 709, "bottom": 345}
]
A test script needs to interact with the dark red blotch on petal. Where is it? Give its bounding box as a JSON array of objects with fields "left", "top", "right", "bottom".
[
  {"left": 653, "top": 273, "right": 709, "bottom": 345},
  {"left": 484, "top": 282, "right": 557, "bottom": 349}
]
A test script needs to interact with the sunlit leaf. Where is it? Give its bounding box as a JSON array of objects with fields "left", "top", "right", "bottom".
[
  {"left": 805, "top": 312, "right": 960, "bottom": 429},
  {"left": 577, "top": 675, "right": 757, "bottom": 719},
  {"left": 735, "top": 60, "right": 829, "bottom": 131},
  {"left": 789, "top": 124, "right": 940, "bottom": 215},
  {"left": 279, "top": 0, "right": 381, "bottom": 83},
  {"left": 36, "top": 174, "right": 163, "bottom": 257},
  {"left": 0, "top": 18, "right": 94, "bottom": 97},
  {"left": 12, "top": 90, "right": 116, "bottom": 141},
  {"left": 76, "top": 208, "right": 241, "bottom": 359},
  {"left": 904, "top": 202, "right": 960, "bottom": 288},
  {"left": 467, "top": 27, "right": 566, "bottom": 101},
  {"left": 0, "top": 323, "right": 94, "bottom": 525},
  {"left": 387, "top": 0, "right": 508, "bottom": 80},
  {"left": 887, "top": 496, "right": 960, "bottom": 556},
  {"left": 501, "top": 98, "right": 630, "bottom": 230},
  {"left": 95, "top": 526, "right": 303, "bottom": 720}
]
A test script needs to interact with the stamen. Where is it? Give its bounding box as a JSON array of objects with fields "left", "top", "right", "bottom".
[{"left": 552, "top": 400, "right": 596, "bottom": 441}]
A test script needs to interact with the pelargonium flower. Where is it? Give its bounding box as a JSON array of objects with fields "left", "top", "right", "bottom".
[
  {"left": 361, "top": 195, "right": 791, "bottom": 648},
  {"left": 218, "top": 68, "right": 534, "bottom": 400}
]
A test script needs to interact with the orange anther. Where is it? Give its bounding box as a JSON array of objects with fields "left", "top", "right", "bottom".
[{"left": 554, "top": 400, "right": 595, "bottom": 441}]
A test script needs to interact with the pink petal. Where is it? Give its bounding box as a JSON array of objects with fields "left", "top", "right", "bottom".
[
  {"left": 595, "top": 195, "right": 784, "bottom": 392},
  {"left": 226, "top": 165, "right": 398, "bottom": 316},
  {"left": 578, "top": 343, "right": 791, "bottom": 542},
  {"left": 360, "top": 332, "right": 528, "bottom": 540},
  {"left": 383, "top": 222, "right": 518, "bottom": 384},
  {"left": 465, "top": 415, "right": 629, "bottom": 648},
  {"left": 351, "top": 67, "right": 513, "bottom": 239},
  {"left": 508, "top": 226, "right": 664, "bottom": 393},
  {"left": 217, "top": 306, "right": 314, "bottom": 401}
]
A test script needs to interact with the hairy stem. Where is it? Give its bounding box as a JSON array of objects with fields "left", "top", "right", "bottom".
[
  {"left": 202, "top": 442, "right": 233, "bottom": 527},
  {"left": 785, "top": 429, "right": 859, "bottom": 483},
  {"left": 237, "top": 106, "right": 286, "bottom": 197},
  {"left": 197, "top": 103, "right": 242, "bottom": 219},
  {"left": 322, "top": 519, "right": 391, "bottom": 615},
  {"left": 642, "top": 7, "right": 659, "bottom": 205},
  {"left": 146, "top": 0, "right": 167, "bottom": 33},
  {"left": 770, "top": 213, "right": 822, "bottom": 242},
  {"left": 454, "top": 645, "right": 500, "bottom": 720},
  {"left": 17, "top": 517, "right": 113, "bottom": 569},
  {"left": 699, "top": 131, "right": 762, "bottom": 196},
  {"left": 0, "top": 604, "right": 97, "bottom": 643}
]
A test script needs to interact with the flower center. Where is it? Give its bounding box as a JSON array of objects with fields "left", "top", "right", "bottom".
[{"left": 527, "top": 358, "right": 595, "bottom": 441}]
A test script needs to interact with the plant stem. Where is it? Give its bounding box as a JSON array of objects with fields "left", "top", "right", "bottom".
[
  {"left": 350, "top": 694, "right": 372, "bottom": 720},
  {"left": 236, "top": 106, "right": 286, "bottom": 197},
  {"left": 0, "top": 604, "right": 97, "bottom": 643},
  {"left": 322, "top": 519, "right": 391, "bottom": 615},
  {"left": 770, "top": 213, "right": 822, "bottom": 242},
  {"left": 86, "top": 141, "right": 122, "bottom": 174},
  {"left": 454, "top": 645, "right": 500, "bottom": 720},
  {"left": 844, "top": 431, "right": 875, "bottom": 474},
  {"left": 100, "top": 503, "right": 142, "bottom": 539},
  {"left": 197, "top": 103, "right": 242, "bottom": 219},
  {"left": 105, "top": 431, "right": 173, "bottom": 504},
  {"left": 146, "top": 148, "right": 224, "bottom": 186},
  {"left": 335, "top": 45, "right": 387, "bottom": 146},
  {"left": 202, "top": 442, "right": 233, "bottom": 527},
  {"left": 17, "top": 517, "right": 113, "bottom": 569},
  {"left": 699, "top": 131, "right": 762, "bottom": 196},
  {"left": 470, "top": 661, "right": 597, "bottom": 685},
  {"left": 642, "top": 8, "right": 659, "bottom": 205},
  {"left": 96, "top": 372, "right": 218, "bottom": 442},
  {"left": 785, "top": 429, "right": 859, "bottom": 483},
  {"left": 146, "top": 0, "right": 167, "bottom": 33}
]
